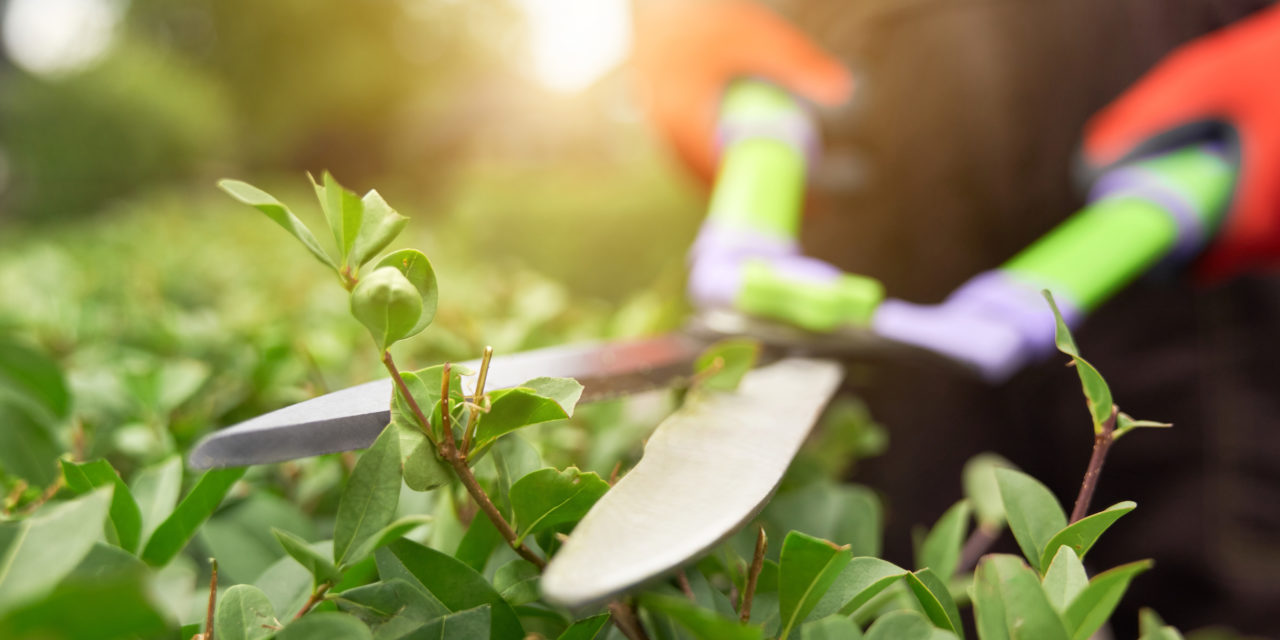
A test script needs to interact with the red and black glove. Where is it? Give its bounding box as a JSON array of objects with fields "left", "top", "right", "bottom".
[
  {"left": 632, "top": 0, "right": 853, "bottom": 181},
  {"left": 1083, "top": 5, "right": 1280, "bottom": 279}
]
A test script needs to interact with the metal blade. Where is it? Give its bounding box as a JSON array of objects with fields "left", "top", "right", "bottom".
[
  {"left": 540, "top": 357, "right": 845, "bottom": 609},
  {"left": 188, "top": 333, "right": 706, "bottom": 469}
]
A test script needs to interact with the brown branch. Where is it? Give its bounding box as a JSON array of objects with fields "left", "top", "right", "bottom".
[
  {"left": 18, "top": 476, "right": 64, "bottom": 516},
  {"left": 382, "top": 351, "right": 436, "bottom": 445},
  {"left": 608, "top": 599, "right": 651, "bottom": 640},
  {"left": 1070, "top": 405, "right": 1119, "bottom": 523},
  {"left": 461, "top": 346, "right": 493, "bottom": 457},
  {"left": 204, "top": 559, "right": 218, "bottom": 640},
  {"left": 957, "top": 524, "right": 1001, "bottom": 574},
  {"left": 739, "top": 526, "right": 767, "bottom": 624},
  {"left": 293, "top": 582, "right": 332, "bottom": 620},
  {"left": 676, "top": 571, "right": 696, "bottom": 601}
]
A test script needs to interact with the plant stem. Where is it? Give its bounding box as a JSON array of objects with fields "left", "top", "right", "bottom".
[
  {"left": 1070, "top": 405, "right": 1118, "bottom": 523},
  {"left": 957, "top": 524, "right": 1000, "bottom": 573},
  {"left": 676, "top": 571, "right": 695, "bottom": 601},
  {"left": 294, "top": 582, "right": 332, "bottom": 620},
  {"left": 739, "top": 526, "right": 767, "bottom": 624},
  {"left": 18, "top": 476, "right": 64, "bottom": 516},
  {"left": 205, "top": 559, "right": 218, "bottom": 640},
  {"left": 461, "top": 346, "right": 493, "bottom": 457},
  {"left": 382, "top": 351, "right": 437, "bottom": 445},
  {"left": 608, "top": 599, "right": 651, "bottom": 640}
]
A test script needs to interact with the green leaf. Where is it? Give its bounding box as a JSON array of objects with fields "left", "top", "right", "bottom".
[
  {"left": 778, "top": 531, "right": 853, "bottom": 639},
  {"left": 639, "top": 593, "right": 763, "bottom": 640},
  {"left": 556, "top": 613, "right": 610, "bottom": 640},
  {"left": 693, "top": 338, "right": 761, "bottom": 391},
  {"left": 393, "top": 421, "right": 451, "bottom": 492},
  {"left": 219, "top": 179, "right": 337, "bottom": 270},
  {"left": 808, "top": 556, "right": 906, "bottom": 619},
  {"left": 765, "top": 482, "right": 882, "bottom": 558},
  {"left": 971, "top": 554, "right": 1070, "bottom": 640},
  {"left": 350, "top": 189, "right": 409, "bottom": 270},
  {"left": 1062, "top": 559, "right": 1153, "bottom": 640},
  {"left": 801, "top": 615, "right": 864, "bottom": 640},
  {"left": 140, "top": 466, "right": 246, "bottom": 567},
  {"left": 0, "top": 487, "right": 112, "bottom": 614},
  {"left": 374, "top": 249, "right": 438, "bottom": 340},
  {"left": 963, "top": 453, "right": 1015, "bottom": 530},
  {"left": 277, "top": 611, "right": 373, "bottom": 640},
  {"left": 59, "top": 458, "right": 143, "bottom": 553},
  {"left": 0, "top": 397, "right": 61, "bottom": 487},
  {"left": 335, "top": 578, "right": 449, "bottom": 627},
  {"left": 473, "top": 385, "right": 577, "bottom": 450},
  {"left": 130, "top": 455, "right": 182, "bottom": 546},
  {"left": 995, "top": 468, "right": 1066, "bottom": 574},
  {"left": 215, "top": 584, "right": 277, "bottom": 640},
  {"left": 334, "top": 424, "right": 401, "bottom": 566},
  {"left": 311, "top": 172, "right": 364, "bottom": 266},
  {"left": 397, "top": 605, "right": 492, "bottom": 640},
  {"left": 0, "top": 567, "right": 170, "bottom": 640},
  {"left": 455, "top": 513, "right": 503, "bottom": 572},
  {"left": 344, "top": 515, "right": 432, "bottom": 569},
  {"left": 1038, "top": 501, "right": 1135, "bottom": 571},
  {"left": 864, "top": 610, "right": 957, "bottom": 640},
  {"left": 272, "top": 528, "right": 342, "bottom": 588},
  {"left": 0, "top": 337, "right": 69, "bottom": 421},
  {"left": 350, "top": 266, "right": 423, "bottom": 351},
  {"left": 904, "top": 569, "right": 964, "bottom": 637},
  {"left": 523, "top": 377, "right": 585, "bottom": 416},
  {"left": 1137, "top": 608, "right": 1184, "bottom": 640},
  {"left": 509, "top": 467, "right": 609, "bottom": 544},
  {"left": 916, "top": 500, "right": 970, "bottom": 580},
  {"left": 1113, "top": 412, "right": 1172, "bottom": 440},
  {"left": 376, "top": 538, "right": 523, "bottom": 640},
  {"left": 1043, "top": 290, "right": 1113, "bottom": 432},
  {"left": 493, "top": 559, "right": 540, "bottom": 607},
  {"left": 1041, "top": 546, "right": 1089, "bottom": 613}
]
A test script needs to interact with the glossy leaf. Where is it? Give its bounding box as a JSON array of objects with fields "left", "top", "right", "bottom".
[
  {"left": 639, "top": 593, "right": 762, "bottom": 640},
  {"left": 1062, "top": 559, "right": 1153, "bottom": 640},
  {"left": 277, "top": 611, "right": 372, "bottom": 640},
  {"left": 219, "top": 179, "right": 337, "bottom": 270},
  {"left": 765, "top": 482, "right": 882, "bottom": 558},
  {"left": 272, "top": 528, "right": 341, "bottom": 587},
  {"left": 509, "top": 467, "right": 609, "bottom": 543},
  {"left": 493, "top": 559, "right": 540, "bottom": 607},
  {"left": 0, "top": 487, "right": 112, "bottom": 613},
  {"left": 801, "top": 615, "right": 864, "bottom": 640},
  {"left": 1113, "top": 412, "right": 1172, "bottom": 440},
  {"left": 971, "top": 554, "right": 1069, "bottom": 640},
  {"left": 335, "top": 578, "right": 449, "bottom": 628},
  {"left": 376, "top": 538, "right": 523, "bottom": 639},
  {"left": 374, "top": 249, "right": 438, "bottom": 339},
  {"left": 140, "top": 466, "right": 246, "bottom": 567},
  {"left": 215, "top": 584, "right": 277, "bottom": 640},
  {"left": 394, "top": 421, "right": 451, "bottom": 492},
  {"left": 810, "top": 556, "right": 907, "bottom": 619},
  {"left": 334, "top": 424, "right": 401, "bottom": 566},
  {"left": 864, "top": 610, "right": 957, "bottom": 640},
  {"left": 1041, "top": 546, "right": 1089, "bottom": 613},
  {"left": 473, "top": 388, "right": 572, "bottom": 450},
  {"left": 130, "top": 455, "right": 183, "bottom": 546},
  {"left": 963, "top": 453, "right": 1015, "bottom": 530},
  {"left": 59, "top": 458, "right": 143, "bottom": 553},
  {"left": 995, "top": 468, "right": 1066, "bottom": 573},
  {"left": 399, "top": 605, "right": 492, "bottom": 640},
  {"left": 312, "top": 172, "right": 364, "bottom": 265},
  {"left": 350, "top": 266, "right": 422, "bottom": 350},
  {"left": 556, "top": 613, "right": 610, "bottom": 640},
  {"left": 350, "top": 190, "right": 408, "bottom": 270},
  {"left": 1044, "top": 291, "right": 1113, "bottom": 432},
  {"left": 916, "top": 501, "right": 970, "bottom": 580},
  {"left": 1038, "top": 501, "right": 1135, "bottom": 571},
  {"left": 693, "top": 338, "right": 761, "bottom": 391},
  {"left": 778, "top": 531, "right": 853, "bottom": 639},
  {"left": 904, "top": 569, "right": 964, "bottom": 637},
  {"left": 344, "top": 515, "right": 432, "bottom": 569}
]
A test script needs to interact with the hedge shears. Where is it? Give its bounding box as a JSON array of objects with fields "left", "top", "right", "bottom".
[{"left": 190, "top": 80, "right": 1236, "bottom": 609}]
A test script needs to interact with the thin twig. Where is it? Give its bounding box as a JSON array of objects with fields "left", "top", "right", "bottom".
[
  {"left": 204, "top": 559, "right": 218, "bottom": 640},
  {"left": 462, "top": 346, "right": 493, "bottom": 457},
  {"left": 676, "top": 571, "right": 696, "bottom": 601},
  {"left": 382, "top": 351, "right": 436, "bottom": 445},
  {"left": 957, "top": 524, "right": 1000, "bottom": 573},
  {"left": 739, "top": 526, "right": 767, "bottom": 623},
  {"left": 18, "top": 476, "right": 64, "bottom": 516},
  {"left": 608, "top": 599, "right": 651, "bottom": 640},
  {"left": 294, "top": 582, "right": 332, "bottom": 620},
  {"left": 1070, "top": 405, "right": 1119, "bottom": 523},
  {"left": 608, "top": 461, "right": 623, "bottom": 486}
]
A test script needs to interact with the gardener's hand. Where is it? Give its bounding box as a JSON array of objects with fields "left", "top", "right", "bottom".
[
  {"left": 1082, "top": 5, "right": 1280, "bottom": 279},
  {"left": 633, "top": 0, "right": 853, "bottom": 180}
]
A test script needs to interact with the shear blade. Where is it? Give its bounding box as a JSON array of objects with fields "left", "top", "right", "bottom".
[{"left": 541, "top": 357, "right": 845, "bottom": 609}]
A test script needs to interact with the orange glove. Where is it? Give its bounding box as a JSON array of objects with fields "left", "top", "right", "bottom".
[
  {"left": 1083, "top": 5, "right": 1280, "bottom": 279},
  {"left": 633, "top": 0, "right": 853, "bottom": 181}
]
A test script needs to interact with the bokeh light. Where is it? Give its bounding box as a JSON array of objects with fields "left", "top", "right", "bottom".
[
  {"left": 516, "top": 0, "right": 632, "bottom": 93},
  {"left": 2, "top": 0, "right": 124, "bottom": 77}
]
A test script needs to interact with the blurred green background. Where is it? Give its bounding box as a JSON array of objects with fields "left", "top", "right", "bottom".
[{"left": 0, "top": 0, "right": 707, "bottom": 467}]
